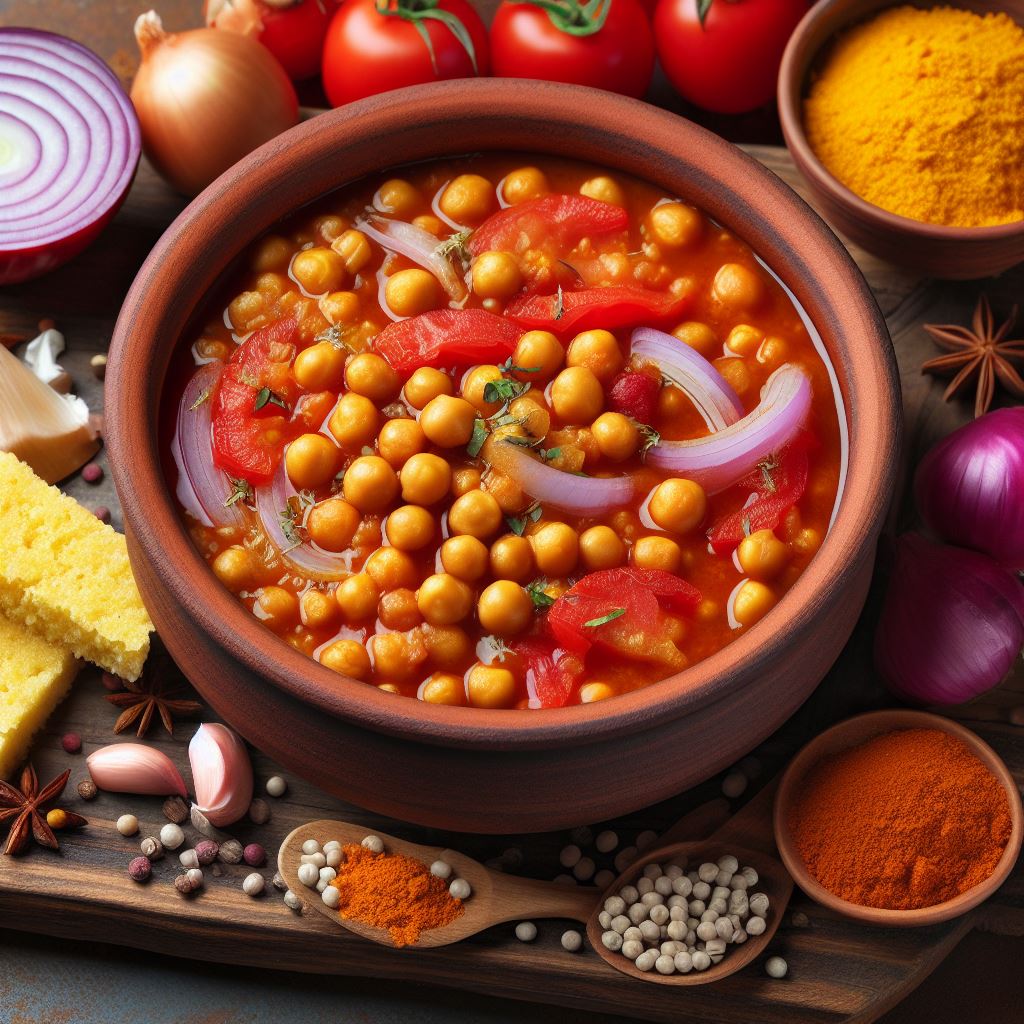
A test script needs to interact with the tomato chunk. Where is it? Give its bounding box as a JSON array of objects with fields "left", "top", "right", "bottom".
[
  {"left": 506, "top": 286, "right": 689, "bottom": 335},
  {"left": 468, "top": 194, "right": 629, "bottom": 257},
  {"left": 373, "top": 308, "right": 522, "bottom": 375},
  {"left": 608, "top": 369, "right": 661, "bottom": 423},
  {"left": 513, "top": 638, "right": 585, "bottom": 709}
]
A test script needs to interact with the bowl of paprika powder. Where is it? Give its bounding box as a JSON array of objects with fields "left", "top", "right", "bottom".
[{"left": 773, "top": 710, "right": 1022, "bottom": 926}]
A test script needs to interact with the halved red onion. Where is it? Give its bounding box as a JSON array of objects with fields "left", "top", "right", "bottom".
[
  {"left": 173, "top": 363, "right": 244, "bottom": 529},
  {"left": 256, "top": 459, "right": 351, "bottom": 580},
  {"left": 0, "top": 29, "right": 140, "bottom": 284},
  {"left": 630, "top": 328, "right": 743, "bottom": 431},
  {"left": 489, "top": 441, "right": 634, "bottom": 513},
  {"left": 357, "top": 214, "right": 467, "bottom": 301},
  {"left": 646, "top": 364, "right": 812, "bottom": 494}
]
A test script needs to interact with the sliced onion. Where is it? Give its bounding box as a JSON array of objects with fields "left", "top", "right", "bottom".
[
  {"left": 174, "top": 363, "right": 245, "bottom": 529},
  {"left": 256, "top": 459, "right": 352, "bottom": 580},
  {"left": 630, "top": 327, "right": 743, "bottom": 431},
  {"left": 489, "top": 441, "right": 634, "bottom": 513},
  {"left": 646, "top": 364, "right": 812, "bottom": 494},
  {"left": 0, "top": 29, "right": 140, "bottom": 284},
  {"left": 357, "top": 214, "right": 467, "bottom": 301}
]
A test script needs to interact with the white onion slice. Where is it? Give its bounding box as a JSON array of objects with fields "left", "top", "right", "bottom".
[
  {"left": 630, "top": 327, "right": 744, "bottom": 431},
  {"left": 645, "top": 364, "right": 812, "bottom": 494},
  {"left": 357, "top": 214, "right": 468, "bottom": 301}
]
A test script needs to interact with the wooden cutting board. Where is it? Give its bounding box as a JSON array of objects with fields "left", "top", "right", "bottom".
[{"left": 0, "top": 146, "right": 1022, "bottom": 1024}]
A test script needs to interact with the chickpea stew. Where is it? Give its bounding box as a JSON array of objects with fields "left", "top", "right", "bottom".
[{"left": 169, "top": 154, "right": 841, "bottom": 710}]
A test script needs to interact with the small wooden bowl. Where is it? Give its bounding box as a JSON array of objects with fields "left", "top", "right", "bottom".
[
  {"left": 773, "top": 710, "right": 1023, "bottom": 926},
  {"left": 778, "top": 0, "right": 1024, "bottom": 279}
]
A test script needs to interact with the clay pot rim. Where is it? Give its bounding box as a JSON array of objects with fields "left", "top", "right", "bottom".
[
  {"left": 106, "top": 79, "right": 898, "bottom": 750},
  {"left": 778, "top": 0, "right": 1024, "bottom": 244}
]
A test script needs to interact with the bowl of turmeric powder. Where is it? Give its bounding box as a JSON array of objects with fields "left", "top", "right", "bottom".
[
  {"left": 778, "top": 0, "right": 1024, "bottom": 279},
  {"left": 773, "top": 710, "right": 1022, "bottom": 926}
]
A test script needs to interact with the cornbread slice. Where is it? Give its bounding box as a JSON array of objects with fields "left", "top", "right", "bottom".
[
  {"left": 0, "top": 612, "right": 80, "bottom": 779},
  {"left": 0, "top": 452, "right": 153, "bottom": 680}
]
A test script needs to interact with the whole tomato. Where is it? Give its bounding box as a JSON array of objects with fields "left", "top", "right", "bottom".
[
  {"left": 490, "top": 0, "right": 655, "bottom": 99},
  {"left": 654, "top": 0, "right": 809, "bottom": 114},
  {"left": 321, "top": 0, "right": 489, "bottom": 106}
]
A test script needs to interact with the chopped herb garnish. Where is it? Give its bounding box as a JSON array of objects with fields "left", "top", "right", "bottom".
[
  {"left": 467, "top": 418, "right": 489, "bottom": 457},
  {"left": 435, "top": 229, "right": 472, "bottom": 265},
  {"left": 224, "top": 478, "right": 252, "bottom": 508},
  {"left": 584, "top": 608, "right": 626, "bottom": 629},
  {"left": 553, "top": 285, "right": 564, "bottom": 321},
  {"left": 254, "top": 387, "right": 288, "bottom": 412},
  {"left": 297, "top": 489, "right": 316, "bottom": 509},
  {"left": 499, "top": 357, "right": 541, "bottom": 375},
  {"left": 189, "top": 388, "right": 211, "bottom": 411},
  {"left": 483, "top": 378, "right": 530, "bottom": 404},
  {"left": 540, "top": 446, "right": 562, "bottom": 462},
  {"left": 506, "top": 502, "right": 543, "bottom": 536},
  {"left": 278, "top": 506, "right": 302, "bottom": 551},
  {"left": 635, "top": 421, "right": 661, "bottom": 460},
  {"left": 758, "top": 456, "right": 779, "bottom": 494},
  {"left": 501, "top": 434, "right": 540, "bottom": 448},
  {"left": 526, "top": 579, "right": 557, "bottom": 610}
]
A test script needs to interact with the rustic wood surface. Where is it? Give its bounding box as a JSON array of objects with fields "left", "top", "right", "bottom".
[{"left": 1, "top": 136, "right": 1022, "bottom": 1023}]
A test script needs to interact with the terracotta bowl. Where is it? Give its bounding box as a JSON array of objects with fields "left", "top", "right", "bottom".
[
  {"left": 778, "top": 0, "right": 1024, "bottom": 279},
  {"left": 773, "top": 710, "right": 1023, "bottom": 926},
  {"left": 105, "top": 80, "right": 899, "bottom": 834}
]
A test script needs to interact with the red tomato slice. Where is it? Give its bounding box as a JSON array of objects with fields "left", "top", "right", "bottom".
[
  {"left": 706, "top": 435, "right": 813, "bottom": 554},
  {"left": 608, "top": 369, "right": 661, "bottom": 423},
  {"left": 505, "top": 286, "right": 689, "bottom": 335},
  {"left": 373, "top": 308, "right": 522, "bottom": 375},
  {"left": 514, "top": 638, "right": 584, "bottom": 709},
  {"left": 467, "top": 194, "right": 629, "bottom": 257},
  {"left": 548, "top": 567, "right": 700, "bottom": 667},
  {"left": 211, "top": 319, "right": 299, "bottom": 484}
]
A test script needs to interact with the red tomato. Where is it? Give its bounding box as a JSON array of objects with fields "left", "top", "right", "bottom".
[
  {"left": 654, "top": 0, "right": 809, "bottom": 114},
  {"left": 373, "top": 308, "right": 521, "bottom": 375},
  {"left": 514, "top": 638, "right": 584, "bottom": 708},
  {"left": 607, "top": 368, "right": 661, "bottom": 423},
  {"left": 490, "top": 0, "right": 655, "bottom": 99},
  {"left": 505, "top": 285, "right": 689, "bottom": 335},
  {"left": 321, "top": 0, "right": 489, "bottom": 106}
]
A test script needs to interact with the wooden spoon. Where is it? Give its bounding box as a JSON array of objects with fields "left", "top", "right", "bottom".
[{"left": 278, "top": 787, "right": 791, "bottom": 984}]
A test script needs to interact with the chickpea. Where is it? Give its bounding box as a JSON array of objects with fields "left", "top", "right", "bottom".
[
  {"left": 364, "top": 546, "right": 419, "bottom": 592},
  {"left": 314, "top": 214, "right": 346, "bottom": 244},
  {"left": 757, "top": 336, "right": 789, "bottom": 368},
  {"left": 378, "top": 683, "right": 400, "bottom": 694},
  {"left": 329, "top": 391, "right": 379, "bottom": 449},
  {"left": 566, "top": 330, "right": 623, "bottom": 383},
  {"left": 550, "top": 366, "right": 603, "bottom": 424},
  {"left": 404, "top": 366, "right": 453, "bottom": 409},
  {"left": 307, "top": 497, "right": 360, "bottom": 551},
  {"left": 579, "top": 525, "right": 626, "bottom": 571},
  {"left": 439, "top": 174, "right": 495, "bottom": 224},
  {"left": 375, "top": 178, "right": 421, "bottom": 217},
  {"left": 345, "top": 352, "right": 399, "bottom": 403},
  {"left": 466, "top": 663, "right": 517, "bottom": 709},
  {"left": 448, "top": 490, "right": 503, "bottom": 539},
  {"left": 726, "top": 324, "right": 764, "bottom": 357},
  {"left": 477, "top": 580, "right": 533, "bottom": 637},
  {"left": 413, "top": 214, "right": 443, "bottom": 235},
  {"left": 461, "top": 364, "right": 505, "bottom": 415},
  {"left": 420, "top": 394, "right": 477, "bottom": 448},
  {"left": 320, "top": 290, "right": 360, "bottom": 325},
  {"left": 591, "top": 412, "right": 641, "bottom": 462},
  {"left": 663, "top": 614, "right": 688, "bottom": 645},
  {"left": 255, "top": 272, "right": 288, "bottom": 303},
  {"left": 385, "top": 268, "right": 440, "bottom": 318},
  {"left": 377, "top": 588, "right": 422, "bottom": 631},
  {"left": 531, "top": 522, "right": 579, "bottom": 576},
  {"left": 439, "top": 535, "right": 488, "bottom": 582},
  {"left": 672, "top": 321, "right": 719, "bottom": 358},
  {"left": 579, "top": 682, "right": 614, "bottom": 704},
  {"left": 254, "top": 586, "right": 299, "bottom": 630},
  {"left": 472, "top": 251, "right": 523, "bottom": 300},
  {"left": 400, "top": 452, "right": 452, "bottom": 505},
  {"left": 285, "top": 433, "right": 339, "bottom": 490},
  {"left": 292, "top": 247, "right": 347, "bottom": 295},
  {"left": 370, "top": 631, "right": 426, "bottom": 680},
  {"left": 513, "top": 330, "right": 564, "bottom": 381},
  {"left": 336, "top": 573, "right": 379, "bottom": 620},
  {"left": 508, "top": 395, "right": 551, "bottom": 439},
  {"left": 420, "top": 672, "right": 466, "bottom": 706},
  {"left": 252, "top": 235, "right": 292, "bottom": 274},
  {"left": 331, "top": 229, "right": 372, "bottom": 274},
  {"left": 580, "top": 175, "right": 625, "bottom": 207},
  {"left": 424, "top": 624, "right": 473, "bottom": 669},
  {"left": 732, "top": 580, "right": 776, "bottom": 626},
  {"left": 211, "top": 546, "right": 256, "bottom": 592},
  {"left": 501, "top": 166, "right": 549, "bottom": 205},
  {"left": 715, "top": 357, "right": 751, "bottom": 396},
  {"left": 343, "top": 455, "right": 399, "bottom": 513},
  {"left": 301, "top": 589, "right": 339, "bottom": 631},
  {"left": 294, "top": 342, "right": 345, "bottom": 391},
  {"left": 228, "top": 291, "right": 264, "bottom": 332},
  {"left": 632, "top": 535, "right": 682, "bottom": 573},
  {"left": 320, "top": 638, "right": 371, "bottom": 679},
  {"left": 712, "top": 262, "right": 764, "bottom": 310},
  {"left": 793, "top": 527, "right": 822, "bottom": 557},
  {"left": 417, "top": 573, "right": 474, "bottom": 626},
  {"left": 385, "top": 504, "right": 436, "bottom": 551},
  {"left": 377, "top": 419, "right": 425, "bottom": 469},
  {"left": 489, "top": 534, "right": 534, "bottom": 582},
  {"left": 737, "top": 529, "right": 789, "bottom": 581},
  {"left": 647, "top": 479, "right": 707, "bottom": 535},
  {"left": 451, "top": 466, "right": 482, "bottom": 497},
  {"left": 649, "top": 202, "right": 703, "bottom": 248},
  {"left": 656, "top": 385, "right": 687, "bottom": 421}
]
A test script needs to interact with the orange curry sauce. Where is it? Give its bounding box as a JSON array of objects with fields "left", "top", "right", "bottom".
[{"left": 168, "top": 154, "right": 841, "bottom": 710}]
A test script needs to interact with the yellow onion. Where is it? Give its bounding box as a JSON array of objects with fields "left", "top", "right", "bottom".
[{"left": 130, "top": 10, "right": 298, "bottom": 196}]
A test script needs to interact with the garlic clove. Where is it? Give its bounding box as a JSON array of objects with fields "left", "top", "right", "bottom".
[
  {"left": 87, "top": 743, "right": 188, "bottom": 797},
  {"left": 188, "top": 723, "right": 253, "bottom": 827}
]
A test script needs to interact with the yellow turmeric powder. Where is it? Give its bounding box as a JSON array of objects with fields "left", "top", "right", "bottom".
[{"left": 804, "top": 6, "right": 1024, "bottom": 228}]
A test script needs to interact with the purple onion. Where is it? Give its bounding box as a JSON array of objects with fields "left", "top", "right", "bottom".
[{"left": 357, "top": 214, "right": 467, "bottom": 301}]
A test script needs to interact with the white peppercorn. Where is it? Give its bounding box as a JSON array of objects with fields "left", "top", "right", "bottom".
[
  {"left": 186, "top": 867, "right": 204, "bottom": 889},
  {"left": 614, "top": 846, "right": 638, "bottom": 872},
  {"left": 595, "top": 830, "right": 618, "bottom": 853},
  {"left": 604, "top": 895, "right": 626, "bottom": 916},
  {"left": 655, "top": 954, "right": 675, "bottom": 975},
  {"left": 265, "top": 776, "right": 287, "bottom": 797},
  {"left": 669, "top": 905, "right": 686, "bottom": 921},
  {"left": 559, "top": 844, "right": 582, "bottom": 868},
  {"left": 323, "top": 840, "right": 341, "bottom": 853},
  {"left": 428, "top": 859, "right": 451, "bottom": 880},
  {"left": 627, "top": 903, "right": 647, "bottom": 925},
  {"left": 272, "top": 872, "right": 287, "bottom": 892},
  {"left": 243, "top": 873, "right": 265, "bottom": 897},
  {"left": 140, "top": 836, "right": 164, "bottom": 860},
  {"left": 449, "top": 878, "right": 471, "bottom": 900},
  {"left": 765, "top": 956, "right": 788, "bottom": 978},
  {"left": 691, "top": 950, "right": 711, "bottom": 971},
  {"left": 561, "top": 930, "right": 582, "bottom": 952},
  {"left": 715, "top": 869, "right": 733, "bottom": 888},
  {"left": 622, "top": 939, "right": 644, "bottom": 960},
  {"left": 297, "top": 862, "right": 319, "bottom": 887},
  {"left": 664, "top": 863, "right": 684, "bottom": 880},
  {"left": 179, "top": 849, "right": 199, "bottom": 869},
  {"left": 731, "top": 874, "right": 749, "bottom": 891},
  {"left": 635, "top": 830, "right": 657, "bottom": 851},
  {"left": 116, "top": 814, "right": 139, "bottom": 837},
  {"left": 319, "top": 866, "right": 337, "bottom": 885},
  {"left": 715, "top": 918, "right": 734, "bottom": 940},
  {"left": 622, "top": 926, "right": 643, "bottom": 942},
  {"left": 635, "top": 949, "right": 657, "bottom": 972},
  {"left": 741, "top": 866, "right": 759, "bottom": 886},
  {"left": 301, "top": 852, "right": 327, "bottom": 868},
  {"left": 573, "top": 856, "right": 595, "bottom": 881},
  {"left": 594, "top": 869, "right": 615, "bottom": 889},
  {"left": 749, "top": 892, "right": 770, "bottom": 917},
  {"left": 649, "top": 904, "right": 669, "bottom": 926},
  {"left": 732, "top": 928, "right": 748, "bottom": 944},
  {"left": 638, "top": 919, "right": 660, "bottom": 943},
  {"left": 611, "top": 914, "right": 630, "bottom": 934},
  {"left": 642, "top": 862, "right": 662, "bottom": 880},
  {"left": 160, "top": 823, "right": 185, "bottom": 850},
  {"left": 361, "top": 835, "right": 384, "bottom": 854},
  {"left": 721, "top": 771, "right": 748, "bottom": 798},
  {"left": 284, "top": 890, "right": 303, "bottom": 911},
  {"left": 689, "top": 900, "right": 706, "bottom": 916},
  {"left": 696, "top": 921, "right": 717, "bottom": 942},
  {"left": 697, "top": 862, "right": 718, "bottom": 883},
  {"left": 705, "top": 938, "right": 727, "bottom": 963},
  {"left": 302, "top": 839, "right": 321, "bottom": 855},
  {"left": 746, "top": 915, "right": 767, "bottom": 936},
  {"left": 322, "top": 885, "right": 341, "bottom": 909},
  {"left": 685, "top": 929, "right": 697, "bottom": 946},
  {"left": 667, "top": 920, "right": 687, "bottom": 941},
  {"left": 692, "top": 880, "right": 711, "bottom": 900},
  {"left": 219, "top": 839, "right": 244, "bottom": 864},
  {"left": 619, "top": 884, "right": 639, "bottom": 904},
  {"left": 325, "top": 848, "right": 343, "bottom": 869},
  {"left": 598, "top": 910, "right": 612, "bottom": 930},
  {"left": 637, "top": 876, "right": 654, "bottom": 895},
  {"left": 712, "top": 885, "right": 731, "bottom": 900},
  {"left": 709, "top": 898, "right": 728, "bottom": 915},
  {"left": 640, "top": 891, "right": 663, "bottom": 908},
  {"left": 674, "top": 950, "right": 693, "bottom": 973},
  {"left": 654, "top": 876, "right": 673, "bottom": 897},
  {"left": 601, "top": 930, "right": 623, "bottom": 952},
  {"left": 515, "top": 921, "right": 537, "bottom": 942},
  {"left": 728, "top": 890, "right": 749, "bottom": 916},
  {"left": 671, "top": 876, "right": 692, "bottom": 897},
  {"left": 700, "top": 909, "right": 719, "bottom": 924}
]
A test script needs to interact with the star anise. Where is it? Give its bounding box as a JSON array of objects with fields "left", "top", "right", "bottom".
[
  {"left": 921, "top": 295, "right": 1024, "bottom": 417},
  {"left": 0, "top": 764, "right": 79, "bottom": 855},
  {"left": 106, "top": 676, "right": 203, "bottom": 737}
]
